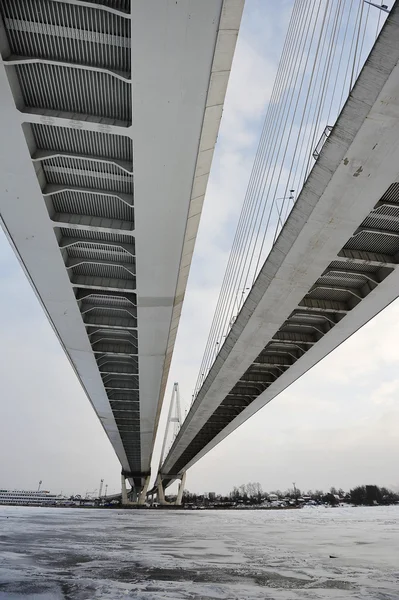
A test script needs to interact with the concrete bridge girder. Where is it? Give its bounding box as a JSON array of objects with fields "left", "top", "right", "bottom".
[
  {"left": 160, "top": 6, "right": 399, "bottom": 479},
  {"left": 0, "top": 0, "right": 244, "bottom": 478}
]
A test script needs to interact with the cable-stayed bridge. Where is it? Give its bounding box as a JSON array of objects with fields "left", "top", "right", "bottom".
[
  {"left": 157, "top": 0, "right": 399, "bottom": 499},
  {"left": 1, "top": 0, "right": 398, "bottom": 505},
  {"left": 0, "top": 0, "right": 244, "bottom": 501}
]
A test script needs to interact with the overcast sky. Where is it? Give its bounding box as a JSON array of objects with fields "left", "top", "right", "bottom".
[{"left": 1, "top": 0, "right": 398, "bottom": 498}]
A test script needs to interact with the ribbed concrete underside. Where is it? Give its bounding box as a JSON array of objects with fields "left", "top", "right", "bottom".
[
  {"left": 0, "top": 0, "right": 244, "bottom": 487},
  {"left": 162, "top": 4, "right": 399, "bottom": 482}
]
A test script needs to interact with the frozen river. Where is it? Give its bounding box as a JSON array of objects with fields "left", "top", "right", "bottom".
[{"left": 0, "top": 505, "right": 398, "bottom": 599}]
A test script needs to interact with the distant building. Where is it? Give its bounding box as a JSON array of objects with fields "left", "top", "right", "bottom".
[
  {"left": 0, "top": 489, "right": 60, "bottom": 506},
  {"left": 209, "top": 492, "right": 216, "bottom": 501}
]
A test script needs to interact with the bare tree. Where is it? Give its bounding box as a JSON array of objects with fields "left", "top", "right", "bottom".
[{"left": 239, "top": 484, "right": 247, "bottom": 498}]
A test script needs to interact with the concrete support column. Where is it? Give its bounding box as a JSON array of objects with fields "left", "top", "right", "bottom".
[
  {"left": 121, "top": 473, "right": 129, "bottom": 506},
  {"left": 175, "top": 472, "right": 186, "bottom": 506},
  {"left": 156, "top": 475, "right": 168, "bottom": 505},
  {"left": 138, "top": 476, "right": 150, "bottom": 505}
]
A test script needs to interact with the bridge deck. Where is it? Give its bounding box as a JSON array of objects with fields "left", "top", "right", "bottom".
[
  {"left": 161, "top": 4, "right": 399, "bottom": 482},
  {"left": 0, "top": 0, "right": 244, "bottom": 488}
]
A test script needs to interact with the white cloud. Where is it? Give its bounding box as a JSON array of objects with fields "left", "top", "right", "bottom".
[
  {"left": 371, "top": 379, "right": 399, "bottom": 407},
  {"left": 0, "top": 236, "right": 122, "bottom": 496},
  {"left": 303, "top": 301, "right": 399, "bottom": 386},
  {"left": 180, "top": 294, "right": 399, "bottom": 495}
]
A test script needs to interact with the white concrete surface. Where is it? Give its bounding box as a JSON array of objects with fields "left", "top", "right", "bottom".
[
  {"left": 131, "top": 0, "right": 244, "bottom": 473},
  {"left": 162, "top": 5, "right": 399, "bottom": 478},
  {"left": 0, "top": 0, "right": 244, "bottom": 483}
]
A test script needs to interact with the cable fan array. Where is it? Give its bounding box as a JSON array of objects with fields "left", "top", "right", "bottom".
[{"left": 192, "top": 0, "right": 390, "bottom": 401}]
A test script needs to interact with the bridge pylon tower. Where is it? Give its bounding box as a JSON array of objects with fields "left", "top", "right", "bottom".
[{"left": 156, "top": 383, "right": 186, "bottom": 505}]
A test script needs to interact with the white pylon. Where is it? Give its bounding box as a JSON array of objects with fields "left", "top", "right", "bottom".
[{"left": 159, "top": 382, "right": 182, "bottom": 470}]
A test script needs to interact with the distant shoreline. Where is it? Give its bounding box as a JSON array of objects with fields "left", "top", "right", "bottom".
[{"left": 2, "top": 502, "right": 396, "bottom": 511}]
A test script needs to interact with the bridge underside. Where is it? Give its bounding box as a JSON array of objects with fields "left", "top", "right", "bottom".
[
  {"left": 0, "top": 0, "right": 243, "bottom": 489},
  {"left": 161, "top": 4, "right": 399, "bottom": 484}
]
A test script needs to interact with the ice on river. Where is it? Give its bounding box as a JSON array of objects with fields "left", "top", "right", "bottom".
[{"left": 0, "top": 505, "right": 398, "bottom": 599}]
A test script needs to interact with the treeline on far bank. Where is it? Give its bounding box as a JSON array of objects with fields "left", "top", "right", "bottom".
[
  {"left": 349, "top": 485, "right": 398, "bottom": 506},
  {"left": 179, "top": 483, "right": 399, "bottom": 507}
]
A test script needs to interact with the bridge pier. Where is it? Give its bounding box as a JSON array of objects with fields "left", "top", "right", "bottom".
[
  {"left": 121, "top": 473, "right": 140, "bottom": 505},
  {"left": 121, "top": 473, "right": 132, "bottom": 506},
  {"left": 156, "top": 475, "right": 169, "bottom": 505},
  {"left": 138, "top": 476, "right": 151, "bottom": 506},
  {"left": 175, "top": 472, "right": 186, "bottom": 506},
  {"left": 121, "top": 471, "right": 151, "bottom": 506},
  {"left": 155, "top": 473, "right": 186, "bottom": 506}
]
